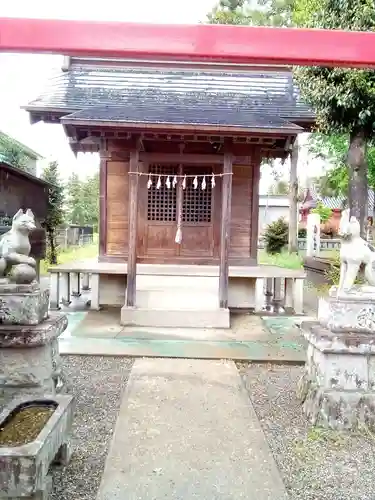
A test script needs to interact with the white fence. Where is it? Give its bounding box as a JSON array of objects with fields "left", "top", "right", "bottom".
[
  {"left": 258, "top": 238, "right": 341, "bottom": 251},
  {"left": 297, "top": 238, "right": 341, "bottom": 251}
]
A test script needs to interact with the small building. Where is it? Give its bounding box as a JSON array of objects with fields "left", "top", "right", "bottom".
[
  {"left": 25, "top": 58, "right": 314, "bottom": 326},
  {"left": 300, "top": 187, "right": 375, "bottom": 233},
  {"left": 0, "top": 159, "right": 49, "bottom": 223},
  {"left": 258, "top": 195, "right": 291, "bottom": 234}
]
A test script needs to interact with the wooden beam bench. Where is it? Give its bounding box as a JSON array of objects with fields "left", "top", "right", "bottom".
[{"left": 47, "top": 260, "right": 305, "bottom": 315}]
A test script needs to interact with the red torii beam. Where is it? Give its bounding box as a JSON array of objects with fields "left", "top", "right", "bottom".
[{"left": 0, "top": 17, "right": 375, "bottom": 68}]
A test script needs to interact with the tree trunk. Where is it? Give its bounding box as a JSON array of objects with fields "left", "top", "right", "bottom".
[
  {"left": 347, "top": 130, "right": 368, "bottom": 239},
  {"left": 288, "top": 137, "right": 299, "bottom": 253},
  {"left": 48, "top": 229, "right": 57, "bottom": 265}
]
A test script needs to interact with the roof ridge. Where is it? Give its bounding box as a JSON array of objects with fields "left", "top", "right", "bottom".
[{"left": 68, "top": 56, "right": 293, "bottom": 73}]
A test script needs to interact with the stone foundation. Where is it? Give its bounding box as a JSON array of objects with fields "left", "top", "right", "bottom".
[
  {"left": 298, "top": 321, "right": 375, "bottom": 430},
  {"left": 0, "top": 313, "right": 68, "bottom": 407},
  {"left": 0, "top": 282, "right": 49, "bottom": 325}
]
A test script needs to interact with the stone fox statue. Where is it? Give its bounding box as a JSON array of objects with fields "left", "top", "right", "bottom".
[
  {"left": 338, "top": 208, "right": 375, "bottom": 293},
  {"left": 0, "top": 209, "right": 37, "bottom": 283}
]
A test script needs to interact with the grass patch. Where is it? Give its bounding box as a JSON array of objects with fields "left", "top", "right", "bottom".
[
  {"left": 40, "top": 236, "right": 98, "bottom": 276},
  {"left": 258, "top": 250, "right": 303, "bottom": 269}
]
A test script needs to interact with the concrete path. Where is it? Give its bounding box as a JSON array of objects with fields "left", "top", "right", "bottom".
[{"left": 96, "top": 358, "right": 289, "bottom": 500}]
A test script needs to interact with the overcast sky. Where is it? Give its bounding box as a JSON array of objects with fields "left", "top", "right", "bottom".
[{"left": 0, "top": 0, "right": 324, "bottom": 189}]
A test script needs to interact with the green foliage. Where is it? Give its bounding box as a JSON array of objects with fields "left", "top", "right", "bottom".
[
  {"left": 65, "top": 173, "right": 82, "bottom": 225},
  {"left": 65, "top": 171, "right": 99, "bottom": 229},
  {"left": 308, "top": 134, "right": 375, "bottom": 196},
  {"left": 294, "top": 0, "right": 375, "bottom": 236},
  {"left": 41, "top": 161, "right": 65, "bottom": 265},
  {"left": 0, "top": 135, "right": 29, "bottom": 171},
  {"left": 294, "top": 0, "right": 375, "bottom": 138},
  {"left": 264, "top": 217, "right": 289, "bottom": 254},
  {"left": 259, "top": 249, "right": 303, "bottom": 268},
  {"left": 208, "top": 0, "right": 296, "bottom": 27},
  {"left": 311, "top": 202, "right": 332, "bottom": 223},
  {"left": 298, "top": 227, "right": 307, "bottom": 238},
  {"left": 292, "top": 0, "right": 323, "bottom": 26}
]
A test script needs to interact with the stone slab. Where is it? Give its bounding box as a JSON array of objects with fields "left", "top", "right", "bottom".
[
  {"left": 0, "top": 282, "right": 40, "bottom": 293},
  {"left": 0, "top": 288, "right": 49, "bottom": 326},
  {"left": 59, "top": 337, "right": 306, "bottom": 363},
  {"left": 0, "top": 313, "right": 68, "bottom": 347},
  {"left": 301, "top": 321, "right": 375, "bottom": 354},
  {"left": 96, "top": 358, "right": 288, "bottom": 500}
]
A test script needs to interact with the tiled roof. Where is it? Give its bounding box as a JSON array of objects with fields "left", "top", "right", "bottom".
[
  {"left": 321, "top": 191, "right": 375, "bottom": 216},
  {"left": 25, "top": 61, "right": 315, "bottom": 127},
  {"left": 63, "top": 105, "right": 303, "bottom": 131},
  {"left": 303, "top": 188, "right": 375, "bottom": 216}
]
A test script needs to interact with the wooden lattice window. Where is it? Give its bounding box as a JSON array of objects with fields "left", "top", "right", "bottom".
[
  {"left": 147, "top": 164, "right": 178, "bottom": 222},
  {"left": 182, "top": 168, "right": 213, "bottom": 223}
]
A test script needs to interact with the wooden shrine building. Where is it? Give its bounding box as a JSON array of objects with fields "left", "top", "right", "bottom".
[{"left": 25, "top": 57, "right": 314, "bottom": 327}]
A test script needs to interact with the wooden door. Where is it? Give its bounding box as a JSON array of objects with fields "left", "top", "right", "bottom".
[
  {"left": 142, "top": 164, "right": 179, "bottom": 258},
  {"left": 178, "top": 165, "right": 215, "bottom": 258},
  {"left": 139, "top": 163, "right": 218, "bottom": 262}
]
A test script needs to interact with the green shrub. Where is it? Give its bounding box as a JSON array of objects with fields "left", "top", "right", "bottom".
[
  {"left": 298, "top": 227, "right": 307, "bottom": 238},
  {"left": 264, "top": 217, "right": 289, "bottom": 254}
]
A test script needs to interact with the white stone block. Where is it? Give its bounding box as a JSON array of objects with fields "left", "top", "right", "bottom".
[{"left": 255, "top": 278, "right": 265, "bottom": 312}]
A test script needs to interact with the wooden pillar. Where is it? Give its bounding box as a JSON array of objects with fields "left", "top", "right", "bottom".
[
  {"left": 288, "top": 137, "right": 299, "bottom": 253},
  {"left": 99, "top": 139, "right": 108, "bottom": 258},
  {"left": 219, "top": 151, "right": 233, "bottom": 309},
  {"left": 250, "top": 149, "right": 261, "bottom": 261},
  {"left": 126, "top": 143, "right": 140, "bottom": 307}
]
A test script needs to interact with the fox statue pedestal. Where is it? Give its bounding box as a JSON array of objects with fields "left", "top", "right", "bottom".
[
  {"left": 0, "top": 208, "right": 68, "bottom": 407},
  {"left": 0, "top": 279, "right": 68, "bottom": 406},
  {"left": 0, "top": 309, "right": 68, "bottom": 406},
  {"left": 298, "top": 210, "right": 375, "bottom": 430},
  {"left": 298, "top": 290, "right": 375, "bottom": 430}
]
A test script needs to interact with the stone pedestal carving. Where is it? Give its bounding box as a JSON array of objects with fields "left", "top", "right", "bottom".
[
  {"left": 0, "top": 282, "right": 49, "bottom": 325},
  {"left": 298, "top": 292, "right": 375, "bottom": 429}
]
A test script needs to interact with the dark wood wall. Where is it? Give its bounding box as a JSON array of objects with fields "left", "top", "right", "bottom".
[
  {"left": 101, "top": 141, "right": 261, "bottom": 265},
  {"left": 0, "top": 165, "right": 49, "bottom": 222}
]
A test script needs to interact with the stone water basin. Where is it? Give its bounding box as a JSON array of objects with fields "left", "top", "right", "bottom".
[{"left": 0, "top": 394, "right": 75, "bottom": 498}]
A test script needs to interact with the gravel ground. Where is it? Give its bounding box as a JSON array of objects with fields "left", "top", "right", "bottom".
[
  {"left": 51, "top": 356, "right": 133, "bottom": 500},
  {"left": 239, "top": 363, "right": 375, "bottom": 500}
]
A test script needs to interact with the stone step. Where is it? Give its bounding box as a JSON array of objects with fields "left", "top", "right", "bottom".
[{"left": 135, "top": 274, "right": 219, "bottom": 310}]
